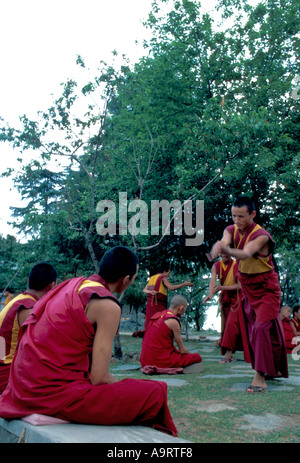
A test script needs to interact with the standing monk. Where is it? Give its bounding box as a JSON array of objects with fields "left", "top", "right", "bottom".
[
  {"left": 0, "top": 263, "right": 57, "bottom": 394},
  {"left": 0, "top": 246, "right": 177, "bottom": 437},
  {"left": 143, "top": 262, "right": 193, "bottom": 329},
  {"left": 210, "top": 196, "right": 288, "bottom": 392},
  {"left": 204, "top": 254, "right": 250, "bottom": 364}
]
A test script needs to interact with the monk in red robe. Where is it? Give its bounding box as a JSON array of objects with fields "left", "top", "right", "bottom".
[
  {"left": 204, "top": 254, "right": 250, "bottom": 364},
  {"left": 279, "top": 306, "right": 299, "bottom": 354},
  {"left": 140, "top": 295, "right": 202, "bottom": 372},
  {"left": 0, "top": 246, "right": 177, "bottom": 437},
  {"left": 0, "top": 263, "right": 57, "bottom": 394},
  {"left": 210, "top": 196, "right": 288, "bottom": 393},
  {"left": 143, "top": 263, "right": 193, "bottom": 330},
  {"left": 290, "top": 305, "right": 300, "bottom": 336}
]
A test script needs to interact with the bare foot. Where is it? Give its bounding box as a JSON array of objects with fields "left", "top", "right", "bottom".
[{"left": 246, "top": 371, "right": 267, "bottom": 393}]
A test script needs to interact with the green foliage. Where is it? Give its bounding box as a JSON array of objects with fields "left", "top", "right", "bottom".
[{"left": 0, "top": 0, "right": 299, "bottom": 315}]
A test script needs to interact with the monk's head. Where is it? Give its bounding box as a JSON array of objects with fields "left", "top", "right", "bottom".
[
  {"left": 150, "top": 261, "right": 170, "bottom": 277},
  {"left": 28, "top": 262, "right": 57, "bottom": 293},
  {"left": 169, "top": 294, "right": 188, "bottom": 317},
  {"left": 280, "top": 305, "right": 291, "bottom": 320},
  {"left": 98, "top": 246, "right": 139, "bottom": 293},
  {"left": 220, "top": 253, "right": 231, "bottom": 264},
  {"left": 231, "top": 196, "right": 256, "bottom": 232},
  {"left": 292, "top": 305, "right": 300, "bottom": 321}
]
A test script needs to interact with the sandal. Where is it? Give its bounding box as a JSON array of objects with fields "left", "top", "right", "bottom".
[
  {"left": 246, "top": 385, "right": 267, "bottom": 393},
  {"left": 218, "top": 357, "right": 236, "bottom": 364}
]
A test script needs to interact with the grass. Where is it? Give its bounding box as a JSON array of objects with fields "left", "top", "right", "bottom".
[{"left": 111, "top": 332, "right": 300, "bottom": 443}]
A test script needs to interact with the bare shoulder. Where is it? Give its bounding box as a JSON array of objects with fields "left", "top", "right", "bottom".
[{"left": 86, "top": 297, "right": 121, "bottom": 325}]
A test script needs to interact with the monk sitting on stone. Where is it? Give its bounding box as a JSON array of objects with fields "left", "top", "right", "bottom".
[{"left": 140, "top": 295, "right": 203, "bottom": 374}]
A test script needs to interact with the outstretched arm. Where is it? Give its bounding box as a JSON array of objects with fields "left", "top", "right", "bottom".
[{"left": 163, "top": 278, "right": 194, "bottom": 291}]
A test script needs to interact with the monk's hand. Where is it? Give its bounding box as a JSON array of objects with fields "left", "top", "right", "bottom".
[
  {"left": 213, "top": 285, "right": 221, "bottom": 294},
  {"left": 184, "top": 281, "right": 194, "bottom": 287},
  {"left": 203, "top": 295, "right": 211, "bottom": 304}
]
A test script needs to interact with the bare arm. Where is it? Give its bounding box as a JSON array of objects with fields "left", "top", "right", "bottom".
[
  {"left": 203, "top": 266, "right": 218, "bottom": 303},
  {"left": 210, "top": 230, "right": 269, "bottom": 261},
  {"left": 86, "top": 298, "right": 121, "bottom": 385},
  {"left": 163, "top": 277, "right": 194, "bottom": 291},
  {"left": 289, "top": 321, "right": 300, "bottom": 337},
  {"left": 18, "top": 307, "right": 32, "bottom": 326},
  {"left": 165, "top": 318, "right": 190, "bottom": 354},
  {"left": 142, "top": 284, "right": 157, "bottom": 296}
]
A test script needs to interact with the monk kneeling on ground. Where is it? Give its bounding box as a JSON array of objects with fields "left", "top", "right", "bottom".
[{"left": 140, "top": 295, "right": 203, "bottom": 374}]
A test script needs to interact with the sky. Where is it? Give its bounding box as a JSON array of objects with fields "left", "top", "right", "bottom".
[{"left": 0, "top": 0, "right": 227, "bottom": 330}]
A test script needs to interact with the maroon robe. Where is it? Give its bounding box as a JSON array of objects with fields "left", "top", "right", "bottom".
[
  {"left": 281, "top": 318, "right": 296, "bottom": 354},
  {"left": 214, "top": 260, "right": 251, "bottom": 362},
  {"left": 226, "top": 222, "right": 288, "bottom": 378},
  {"left": 0, "top": 276, "right": 177, "bottom": 436},
  {"left": 140, "top": 310, "right": 202, "bottom": 368}
]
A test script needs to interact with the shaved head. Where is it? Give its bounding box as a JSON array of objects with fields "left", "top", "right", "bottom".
[{"left": 170, "top": 295, "right": 188, "bottom": 309}]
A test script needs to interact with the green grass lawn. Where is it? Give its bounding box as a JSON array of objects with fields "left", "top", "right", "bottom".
[{"left": 111, "top": 332, "right": 300, "bottom": 443}]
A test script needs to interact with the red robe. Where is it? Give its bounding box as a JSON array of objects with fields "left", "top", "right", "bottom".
[
  {"left": 226, "top": 222, "right": 288, "bottom": 378},
  {"left": 0, "top": 276, "right": 177, "bottom": 437},
  {"left": 145, "top": 274, "right": 168, "bottom": 329},
  {"left": 281, "top": 318, "right": 296, "bottom": 354},
  {"left": 214, "top": 259, "right": 251, "bottom": 362},
  {"left": 140, "top": 310, "right": 202, "bottom": 368},
  {"left": 0, "top": 292, "right": 38, "bottom": 394}
]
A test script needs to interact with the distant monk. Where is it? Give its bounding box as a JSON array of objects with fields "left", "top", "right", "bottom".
[
  {"left": 204, "top": 253, "right": 250, "bottom": 364},
  {"left": 143, "top": 262, "right": 193, "bottom": 329},
  {"left": 290, "top": 305, "right": 300, "bottom": 337},
  {"left": 210, "top": 196, "right": 288, "bottom": 393},
  {"left": 0, "top": 263, "right": 57, "bottom": 394},
  {"left": 140, "top": 295, "right": 202, "bottom": 373},
  {"left": 0, "top": 246, "right": 177, "bottom": 437},
  {"left": 279, "top": 306, "right": 297, "bottom": 354}
]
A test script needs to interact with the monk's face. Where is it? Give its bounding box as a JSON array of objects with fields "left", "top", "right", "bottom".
[
  {"left": 281, "top": 306, "right": 291, "bottom": 319},
  {"left": 220, "top": 253, "right": 230, "bottom": 263},
  {"left": 231, "top": 206, "right": 256, "bottom": 232}
]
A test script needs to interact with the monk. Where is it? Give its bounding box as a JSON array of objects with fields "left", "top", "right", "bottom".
[
  {"left": 279, "top": 306, "right": 298, "bottom": 354},
  {"left": 143, "top": 262, "right": 193, "bottom": 329},
  {"left": 0, "top": 262, "right": 57, "bottom": 394},
  {"left": 140, "top": 295, "right": 202, "bottom": 372},
  {"left": 204, "top": 253, "right": 250, "bottom": 364},
  {"left": 210, "top": 196, "right": 288, "bottom": 393},
  {"left": 0, "top": 246, "right": 177, "bottom": 437},
  {"left": 290, "top": 305, "right": 300, "bottom": 336}
]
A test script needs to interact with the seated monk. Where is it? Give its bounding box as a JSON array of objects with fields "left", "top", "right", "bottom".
[
  {"left": 290, "top": 305, "right": 300, "bottom": 337},
  {"left": 279, "top": 306, "right": 296, "bottom": 354},
  {"left": 0, "top": 263, "right": 57, "bottom": 394},
  {"left": 140, "top": 295, "right": 202, "bottom": 373},
  {"left": 0, "top": 246, "right": 177, "bottom": 437}
]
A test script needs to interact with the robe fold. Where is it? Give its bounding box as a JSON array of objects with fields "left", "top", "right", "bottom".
[
  {"left": 226, "top": 222, "right": 288, "bottom": 378},
  {"left": 140, "top": 310, "right": 202, "bottom": 369},
  {"left": 0, "top": 276, "right": 177, "bottom": 437},
  {"left": 145, "top": 274, "right": 168, "bottom": 329}
]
